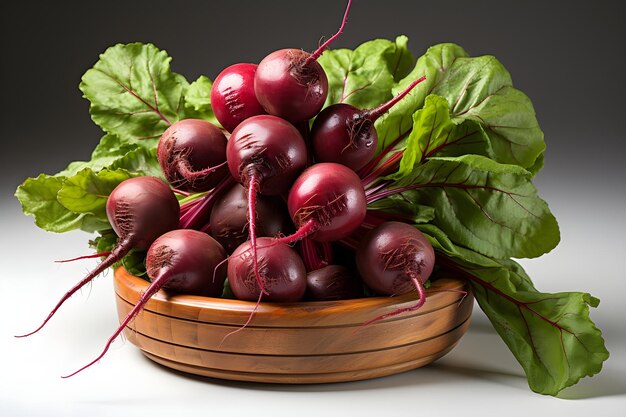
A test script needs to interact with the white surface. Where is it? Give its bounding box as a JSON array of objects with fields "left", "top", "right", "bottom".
[{"left": 1, "top": 190, "right": 625, "bottom": 417}]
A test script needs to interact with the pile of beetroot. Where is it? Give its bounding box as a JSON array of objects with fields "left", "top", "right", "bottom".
[
  {"left": 14, "top": 0, "right": 608, "bottom": 395},
  {"left": 19, "top": 0, "right": 437, "bottom": 377}
]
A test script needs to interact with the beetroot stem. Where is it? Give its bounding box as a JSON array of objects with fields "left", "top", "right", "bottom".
[
  {"left": 363, "top": 75, "right": 427, "bottom": 121},
  {"left": 15, "top": 239, "right": 133, "bottom": 338},
  {"left": 361, "top": 151, "right": 404, "bottom": 188},
  {"left": 61, "top": 271, "right": 170, "bottom": 378},
  {"left": 357, "top": 131, "right": 409, "bottom": 179},
  {"left": 179, "top": 176, "right": 235, "bottom": 229},
  {"left": 274, "top": 219, "right": 318, "bottom": 246},
  {"left": 305, "top": 0, "right": 353, "bottom": 64}
]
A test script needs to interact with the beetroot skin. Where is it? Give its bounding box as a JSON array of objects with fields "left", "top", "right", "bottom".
[
  {"left": 254, "top": 49, "right": 329, "bottom": 123},
  {"left": 157, "top": 119, "right": 228, "bottom": 192},
  {"left": 18, "top": 176, "right": 180, "bottom": 339},
  {"left": 357, "top": 221, "right": 435, "bottom": 296},
  {"left": 228, "top": 237, "right": 307, "bottom": 302},
  {"left": 209, "top": 183, "right": 293, "bottom": 253},
  {"left": 287, "top": 162, "right": 366, "bottom": 242},
  {"left": 211, "top": 63, "right": 267, "bottom": 132}
]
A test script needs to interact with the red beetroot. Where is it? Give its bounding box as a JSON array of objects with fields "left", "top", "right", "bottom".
[
  {"left": 228, "top": 237, "right": 307, "bottom": 302},
  {"left": 16, "top": 177, "right": 180, "bottom": 338},
  {"left": 311, "top": 76, "right": 427, "bottom": 171},
  {"left": 227, "top": 114, "right": 307, "bottom": 293},
  {"left": 227, "top": 115, "right": 307, "bottom": 195},
  {"left": 283, "top": 163, "right": 366, "bottom": 243},
  {"left": 306, "top": 265, "right": 364, "bottom": 301},
  {"left": 209, "top": 183, "right": 294, "bottom": 253},
  {"left": 157, "top": 119, "right": 228, "bottom": 192},
  {"left": 210, "top": 63, "right": 267, "bottom": 132},
  {"left": 254, "top": 0, "right": 352, "bottom": 122},
  {"left": 63, "top": 229, "right": 228, "bottom": 377},
  {"left": 356, "top": 221, "right": 435, "bottom": 324}
]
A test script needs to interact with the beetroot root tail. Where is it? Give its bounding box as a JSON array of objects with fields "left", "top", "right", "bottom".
[
  {"left": 353, "top": 273, "right": 427, "bottom": 334},
  {"left": 219, "top": 289, "right": 264, "bottom": 348},
  {"left": 54, "top": 251, "right": 112, "bottom": 263},
  {"left": 61, "top": 272, "right": 170, "bottom": 378},
  {"left": 15, "top": 239, "right": 133, "bottom": 338},
  {"left": 247, "top": 171, "right": 269, "bottom": 296},
  {"left": 176, "top": 159, "right": 227, "bottom": 183}
]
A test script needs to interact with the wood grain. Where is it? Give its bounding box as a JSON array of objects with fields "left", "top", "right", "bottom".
[{"left": 113, "top": 267, "right": 473, "bottom": 383}]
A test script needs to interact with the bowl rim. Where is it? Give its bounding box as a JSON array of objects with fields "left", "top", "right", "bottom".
[{"left": 114, "top": 267, "right": 471, "bottom": 327}]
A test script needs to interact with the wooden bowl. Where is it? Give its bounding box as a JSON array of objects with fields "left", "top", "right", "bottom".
[{"left": 113, "top": 267, "right": 473, "bottom": 383}]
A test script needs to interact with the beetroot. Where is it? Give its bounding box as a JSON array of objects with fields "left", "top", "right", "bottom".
[
  {"left": 210, "top": 63, "right": 266, "bottom": 132},
  {"left": 227, "top": 115, "right": 307, "bottom": 195},
  {"left": 356, "top": 221, "right": 435, "bottom": 324},
  {"left": 228, "top": 237, "right": 307, "bottom": 302},
  {"left": 283, "top": 162, "right": 366, "bottom": 243},
  {"left": 226, "top": 114, "right": 307, "bottom": 293},
  {"left": 16, "top": 176, "right": 180, "bottom": 338},
  {"left": 157, "top": 119, "right": 228, "bottom": 192},
  {"left": 209, "top": 183, "right": 293, "bottom": 253},
  {"left": 311, "top": 76, "right": 426, "bottom": 171},
  {"left": 63, "top": 229, "right": 228, "bottom": 377},
  {"left": 254, "top": 0, "right": 352, "bottom": 122},
  {"left": 306, "top": 265, "right": 363, "bottom": 301}
]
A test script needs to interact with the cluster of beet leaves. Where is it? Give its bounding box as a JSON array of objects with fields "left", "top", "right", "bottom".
[{"left": 15, "top": 2, "right": 608, "bottom": 395}]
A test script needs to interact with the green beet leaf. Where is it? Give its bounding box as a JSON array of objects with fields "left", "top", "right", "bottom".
[
  {"left": 368, "top": 193, "right": 435, "bottom": 224},
  {"left": 376, "top": 43, "right": 469, "bottom": 151},
  {"left": 183, "top": 75, "right": 220, "bottom": 125},
  {"left": 318, "top": 36, "right": 415, "bottom": 111},
  {"left": 421, "top": 224, "right": 609, "bottom": 395},
  {"left": 395, "top": 94, "right": 489, "bottom": 177},
  {"left": 58, "top": 134, "right": 154, "bottom": 178},
  {"left": 376, "top": 44, "right": 544, "bottom": 174},
  {"left": 15, "top": 133, "right": 162, "bottom": 234},
  {"left": 90, "top": 230, "right": 118, "bottom": 254},
  {"left": 80, "top": 43, "right": 189, "bottom": 142},
  {"left": 57, "top": 168, "right": 134, "bottom": 217},
  {"left": 15, "top": 175, "right": 107, "bottom": 233},
  {"left": 430, "top": 56, "right": 545, "bottom": 172},
  {"left": 88, "top": 232, "right": 147, "bottom": 277},
  {"left": 389, "top": 154, "right": 560, "bottom": 258}
]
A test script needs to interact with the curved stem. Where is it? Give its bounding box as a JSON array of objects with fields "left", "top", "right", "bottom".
[
  {"left": 274, "top": 219, "right": 318, "bottom": 246},
  {"left": 61, "top": 271, "right": 170, "bottom": 378},
  {"left": 361, "top": 151, "right": 404, "bottom": 188},
  {"left": 15, "top": 238, "right": 133, "bottom": 338},
  {"left": 363, "top": 75, "right": 427, "bottom": 121},
  {"left": 305, "top": 0, "right": 353, "bottom": 64},
  {"left": 355, "top": 272, "right": 426, "bottom": 331},
  {"left": 357, "top": 131, "right": 409, "bottom": 179}
]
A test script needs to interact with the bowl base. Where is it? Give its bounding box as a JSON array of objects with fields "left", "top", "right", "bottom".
[{"left": 140, "top": 342, "right": 460, "bottom": 384}]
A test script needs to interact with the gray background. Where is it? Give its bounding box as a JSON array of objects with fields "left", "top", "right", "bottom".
[{"left": 1, "top": 1, "right": 625, "bottom": 414}]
